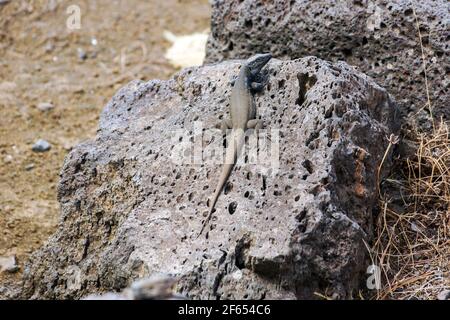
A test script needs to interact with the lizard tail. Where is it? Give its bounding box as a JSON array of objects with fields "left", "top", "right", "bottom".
[
  {"left": 198, "top": 130, "right": 245, "bottom": 237},
  {"left": 198, "top": 162, "right": 234, "bottom": 237}
]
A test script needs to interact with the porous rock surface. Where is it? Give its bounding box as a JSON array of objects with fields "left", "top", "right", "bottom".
[
  {"left": 206, "top": 0, "right": 449, "bottom": 126},
  {"left": 21, "top": 57, "right": 398, "bottom": 299}
]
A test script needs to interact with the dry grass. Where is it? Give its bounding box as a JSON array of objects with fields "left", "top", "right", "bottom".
[{"left": 373, "top": 120, "right": 449, "bottom": 299}]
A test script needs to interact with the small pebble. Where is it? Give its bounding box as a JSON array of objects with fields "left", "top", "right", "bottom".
[
  {"left": 77, "top": 48, "right": 87, "bottom": 61},
  {"left": 37, "top": 102, "right": 54, "bottom": 111},
  {"left": 25, "top": 163, "right": 35, "bottom": 171},
  {"left": 32, "top": 139, "right": 51, "bottom": 152},
  {"left": 0, "top": 81, "right": 17, "bottom": 91},
  {"left": 4, "top": 154, "right": 13, "bottom": 163},
  {"left": 0, "top": 255, "right": 18, "bottom": 273},
  {"left": 44, "top": 43, "right": 54, "bottom": 53},
  {"left": 437, "top": 290, "right": 450, "bottom": 300}
]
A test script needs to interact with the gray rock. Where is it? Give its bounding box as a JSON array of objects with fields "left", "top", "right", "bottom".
[
  {"left": 0, "top": 255, "right": 18, "bottom": 273},
  {"left": 83, "top": 292, "right": 128, "bottom": 300},
  {"left": 205, "top": 0, "right": 449, "bottom": 124},
  {"left": 21, "top": 57, "right": 398, "bottom": 299},
  {"left": 32, "top": 139, "right": 51, "bottom": 152}
]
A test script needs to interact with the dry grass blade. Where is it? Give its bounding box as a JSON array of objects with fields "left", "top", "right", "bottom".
[
  {"left": 373, "top": 120, "right": 449, "bottom": 299},
  {"left": 411, "top": 6, "right": 434, "bottom": 131}
]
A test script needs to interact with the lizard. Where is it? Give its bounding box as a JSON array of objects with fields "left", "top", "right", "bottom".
[{"left": 198, "top": 53, "right": 272, "bottom": 237}]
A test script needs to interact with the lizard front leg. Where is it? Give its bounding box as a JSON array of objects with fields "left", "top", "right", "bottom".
[
  {"left": 229, "top": 75, "right": 238, "bottom": 87},
  {"left": 250, "top": 69, "right": 270, "bottom": 93},
  {"left": 247, "top": 118, "right": 271, "bottom": 143}
]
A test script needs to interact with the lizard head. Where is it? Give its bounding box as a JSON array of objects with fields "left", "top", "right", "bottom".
[{"left": 246, "top": 53, "right": 272, "bottom": 74}]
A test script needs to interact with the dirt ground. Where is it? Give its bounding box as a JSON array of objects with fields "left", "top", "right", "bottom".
[{"left": 0, "top": 0, "right": 210, "bottom": 289}]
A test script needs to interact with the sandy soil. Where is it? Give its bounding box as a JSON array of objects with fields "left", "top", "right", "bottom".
[{"left": 0, "top": 0, "right": 210, "bottom": 289}]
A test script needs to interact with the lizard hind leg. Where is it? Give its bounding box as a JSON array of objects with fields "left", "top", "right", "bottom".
[
  {"left": 247, "top": 119, "right": 263, "bottom": 136},
  {"left": 247, "top": 119, "right": 262, "bottom": 130},
  {"left": 247, "top": 119, "right": 266, "bottom": 150}
]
